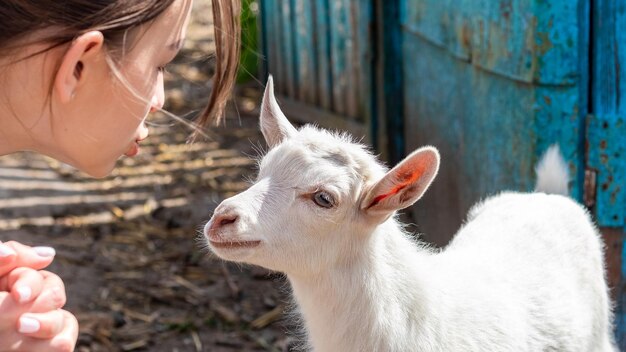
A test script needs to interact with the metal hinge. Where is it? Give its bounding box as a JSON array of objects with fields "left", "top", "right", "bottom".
[{"left": 583, "top": 168, "right": 597, "bottom": 209}]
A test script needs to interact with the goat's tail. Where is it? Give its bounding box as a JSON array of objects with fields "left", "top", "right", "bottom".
[{"left": 534, "top": 144, "right": 570, "bottom": 196}]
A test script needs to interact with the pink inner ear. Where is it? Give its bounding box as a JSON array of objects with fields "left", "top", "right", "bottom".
[
  {"left": 366, "top": 164, "right": 427, "bottom": 210},
  {"left": 366, "top": 185, "right": 405, "bottom": 209}
]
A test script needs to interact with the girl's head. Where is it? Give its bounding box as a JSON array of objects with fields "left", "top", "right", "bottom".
[{"left": 0, "top": 0, "right": 240, "bottom": 177}]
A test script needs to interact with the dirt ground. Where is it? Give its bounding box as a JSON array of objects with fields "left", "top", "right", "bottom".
[{"left": 0, "top": 2, "right": 297, "bottom": 351}]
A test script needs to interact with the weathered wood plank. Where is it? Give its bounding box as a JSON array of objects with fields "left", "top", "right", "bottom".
[
  {"left": 268, "top": 0, "right": 287, "bottom": 94},
  {"left": 314, "top": 0, "right": 332, "bottom": 110},
  {"left": 590, "top": 0, "right": 626, "bottom": 343},
  {"left": 276, "top": 95, "right": 367, "bottom": 139},
  {"left": 352, "top": 0, "right": 373, "bottom": 125},
  {"left": 258, "top": 0, "right": 269, "bottom": 79},
  {"left": 618, "top": 5, "right": 626, "bottom": 116},
  {"left": 263, "top": 0, "right": 279, "bottom": 87},
  {"left": 592, "top": 0, "right": 626, "bottom": 116},
  {"left": 344, "top": 0, "right": 358, "bottom": 119},
  {"left": 293, "top": 0, "right": 317, "bottom": 104},
  {"left": 329, "top": 0, "right": 349, "bottom": 116},
  {"left": 279, "top": 0, "right": 296, "bottom": 97},
  {"left": 261, "top": 0, "right": 373, "bottom": 137},
  {"left": 377, "top": 0, "right": 405, "bottom": 163}
]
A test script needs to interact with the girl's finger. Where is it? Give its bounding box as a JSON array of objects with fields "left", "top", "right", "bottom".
[
  {"left": 0, "top": 241, "right": 18, "bottom": 275},
  {"left": 29, "top": 271, "right": 67, "bottom": 313},
  {"left": 0, "top": 291, "right": 17, "bottom": 331},
  {"left": 0, "top": 272, "right": 68, "bottom": 335},
  {"left": 0, "top": 241, "right": 17, "bottom": 260},
  {"left": 0, "top": 241, "right": 56, "bottom": 277},
  {"left": 50, "top": 310, "right": 79, "bottom": 352},
  {"left": 20, "top": 310, "right": 79, "bottom": 352},
  {"left": 17, "top": 309, "right": 64, "bottom": 339},
  {"left": 0, "top": 310, "right": 78, "bottom": 352},
  {"left": 7, "top": 267, "right": 45, "bottom": 304}
]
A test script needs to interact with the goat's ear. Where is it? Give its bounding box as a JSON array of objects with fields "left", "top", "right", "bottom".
[
  {"left": 361, "top": 147, "right": 439, "bottom": 220},
  {"left": 260, "top": 75, "right": 297, "bottom": 148}
]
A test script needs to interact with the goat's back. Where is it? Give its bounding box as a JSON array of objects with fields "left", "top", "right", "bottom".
[{"left": 435, "top": 192, "right": 614, "bottom": 351}]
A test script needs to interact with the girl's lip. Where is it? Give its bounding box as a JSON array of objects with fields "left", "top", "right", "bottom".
[
  {"left": 124, "top": 142, "right": 139, "bottom": 157},
  {"left": 125, "top": 127, "right": 148, "bottom": 157}
]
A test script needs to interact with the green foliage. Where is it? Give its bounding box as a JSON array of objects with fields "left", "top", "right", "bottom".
[{"left": 238, "top": 0, "right": 259, "bottom": 83}]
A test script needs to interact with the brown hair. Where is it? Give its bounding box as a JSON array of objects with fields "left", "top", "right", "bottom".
[
  {"left": 196, "top": 0, "right": 241, "bottom": 131},
  {"left": 0, "top": 0, "right": 240, "bottom": 133}
]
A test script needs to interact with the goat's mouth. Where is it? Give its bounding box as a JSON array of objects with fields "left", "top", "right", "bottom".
[{"left": 209, "top": 240, "right": 262, "bottom": 249}]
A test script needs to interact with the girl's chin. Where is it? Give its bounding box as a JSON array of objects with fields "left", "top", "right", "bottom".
[
  {"left": 71, "top": 155, "right": 117, "bottom": 178},
  {"left": 36, "top": 150, "right": 114, "bottom": 178},
  {"left": 81, "top": 161, "right": 116, "bottom": 178}
]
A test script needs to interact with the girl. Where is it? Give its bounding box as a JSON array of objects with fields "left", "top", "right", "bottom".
[{"left": 0, "top": 0, "right": 241, "bottom": 350}]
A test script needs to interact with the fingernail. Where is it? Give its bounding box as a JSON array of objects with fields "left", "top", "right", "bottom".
[
  {"left": 0, "top": 244, "right": 16, "bottom": 258},
  {"left": 16, "top": 286, "right": 32, "bottom": 303},
  {"left": 19, "top": 316, "right": 40, "bottom": 334},
  {"left": 33, "top": 246, "right": 56, "bottom": 258}
]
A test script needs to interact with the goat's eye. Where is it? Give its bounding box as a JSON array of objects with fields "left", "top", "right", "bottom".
[{"left": 313, "top": 191, "right": 335, "bottom": 209}]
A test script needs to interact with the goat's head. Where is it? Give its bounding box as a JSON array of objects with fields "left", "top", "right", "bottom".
[{"left": 204, "top": 76, "right": 440, "bottom": 275}]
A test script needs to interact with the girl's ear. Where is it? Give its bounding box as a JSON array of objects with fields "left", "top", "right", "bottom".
[
  {"left": 54, "top": 31, "right": 105, "bottom": 103},
  {"left": 361, "top": 146, "right": 440, "bottom": 222},
  {"left": 260, "top": 75, "right": 297, "bottom": 148}
]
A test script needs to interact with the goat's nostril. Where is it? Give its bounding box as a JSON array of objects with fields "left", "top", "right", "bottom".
[{"left": 219, "top": 215, "right": 238, "bottom": 227}]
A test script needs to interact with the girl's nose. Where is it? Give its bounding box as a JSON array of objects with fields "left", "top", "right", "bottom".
[{"left": 150, "top": 72, "right": 165, "bottom": 113}]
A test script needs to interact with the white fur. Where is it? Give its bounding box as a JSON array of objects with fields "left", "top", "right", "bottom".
[
  {"left": 204, "top": 77, "right": 616, "bottom": 352},
  {"left": 535, "top": 144, "right": 570, "bottom": 195}
]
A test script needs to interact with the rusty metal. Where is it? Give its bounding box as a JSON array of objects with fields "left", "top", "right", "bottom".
[
  {"left": 584, "top": 168, "right": 598, "bottom": 209},
  {"left": 599, "top": 227, "right": 624, "bottom": 303}
]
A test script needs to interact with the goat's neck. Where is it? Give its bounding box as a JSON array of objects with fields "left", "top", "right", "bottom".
[{"left": 287, "top": 219, "right": 438, "bottom": 352}]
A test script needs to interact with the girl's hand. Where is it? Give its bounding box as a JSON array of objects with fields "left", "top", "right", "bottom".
[
  {"left": 0, "top": 241, "right": 78, "bottom": 351},
  {"left": 0, "top": 269, "right": 78, "bottom": 352},
  {"left": 0, "top": 241, "right": 56, "bottom": 277}
]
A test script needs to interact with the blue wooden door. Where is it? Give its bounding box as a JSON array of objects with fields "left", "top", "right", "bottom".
[
  {"left": 398, "top": 0, "right": 587, "bottom": 244},
  {"left": 396, "top": 0, "right": 625, "bottom": 346}
]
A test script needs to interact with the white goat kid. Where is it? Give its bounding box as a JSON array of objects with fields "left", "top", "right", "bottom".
[{"left": 204, "top": 77, "right": 616, "bottom": 352}]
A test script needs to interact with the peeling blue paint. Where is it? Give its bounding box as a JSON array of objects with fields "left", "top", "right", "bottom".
[
  {"left": 400, "top": 0, "right": 585, "bottom": 242},
  {"left": 400, "top": 0, "right": 580, "bottom": 85},
  {"left": 591, "top": 0, "right": 626, "bottom": 344},
  {"left": 587, "top": 115, "right": 626, "bottom": 226}
]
